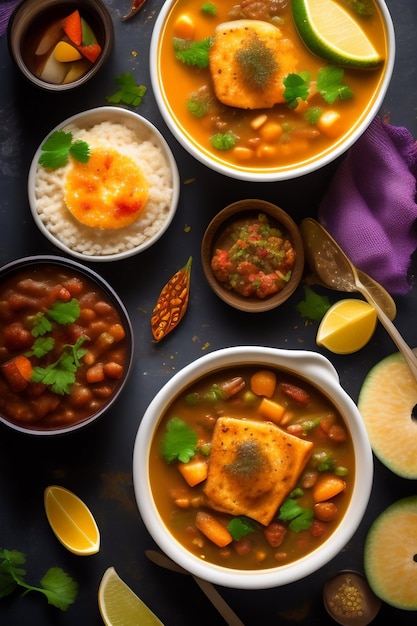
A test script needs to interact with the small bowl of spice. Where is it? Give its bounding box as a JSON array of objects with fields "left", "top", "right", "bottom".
[
  {"left": 201, "top": 199, "right": 304, "bottom": 312},
  {"left": 7, "top": 0, "right": 114, "bottom": 91}
]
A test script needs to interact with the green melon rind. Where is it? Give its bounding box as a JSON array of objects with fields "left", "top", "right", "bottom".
[
  {"left": 291, "top": 0, "right": 382, "bottom": 69},
  {"left": 357, "top": 351, "right": 417, "bottom": 479},
  {"left": 364, "top": 496, "right": 417, "bottom": 610}
]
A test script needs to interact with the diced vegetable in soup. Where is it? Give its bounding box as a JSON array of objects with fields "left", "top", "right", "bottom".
[
  {"left": 150, "top": 366, "right": 355, "bottom": 570},
  {"left": 157, "top": 0, "right": 387, "bottom": 172},
  {"left": 0, "top": 264, "right": 128, "bottom": 430}
]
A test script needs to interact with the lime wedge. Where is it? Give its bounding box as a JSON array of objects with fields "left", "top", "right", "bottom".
[{"left": 292, "top": 0, "right": 383, "bottom": 69}]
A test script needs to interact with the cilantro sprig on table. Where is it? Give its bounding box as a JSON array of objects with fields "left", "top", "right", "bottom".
[
  {"left": 38, "top": 130, "right": 90, "bottom": 170},
  {"left": 106, "top": 72, "right": 147, "bottom": 107},
  {"left": 0, "top": 548, "right": 78, "bottom": 611},
  {"left": 296, "top": 286, "right": 331, "bottom": 322}
]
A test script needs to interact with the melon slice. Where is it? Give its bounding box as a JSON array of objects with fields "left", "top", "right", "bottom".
[
  {"left": 364, "top": 496, "right": 417, "bottom": 610},
  {"left": 357, "top": 351, "right": 417, "bottom": 479}
]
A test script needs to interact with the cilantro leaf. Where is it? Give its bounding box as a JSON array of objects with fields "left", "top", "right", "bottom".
[
  {"left": 31, "top": 336, "right": 88, "bottom": 395},
  {"left": 278, "top": 498, "right": 313, "bottom": 532},
  {"left": 210, "top": 131, "right": 238, "bottom": 150},
  {"left": 173, "top": 37, "right": 213, "bottom": 68},
  {"left": 47, "top": 298, "right": 80, "bottom": 325},
  {"left": 305, "top": 106, "right": 322, "bottom": 125},
  {"left": 106, "top": 72, "right": 147, "bottom": 107},
  {"left": 296, "top": 286, "right": 331, "bottom": 322},
  {"left": 38, "top": 130, "right": 89, "bottom": 170},
  {"left": 0, "top": 548, "right": 78, "bottom": 611},
  {"left": 186, "top": 90, "right": 211, "bottom": 117},
  {"left": 26, "top": 336, "right": 55, "bottom": 358},
  {"left": 30, "top": 312, "right": 52, "bottom": 337},
  {"left": 317, "top": 66, "right": 353, "bottom": 104},
  {"left": 227, "top": 517, "right": 255, "bottom": 541},
  {"left": 283, "top": 72, "right": 310, "bottom": 108},
  {"left": 161, "top": 417, "right": 198, "bottom": 463}
]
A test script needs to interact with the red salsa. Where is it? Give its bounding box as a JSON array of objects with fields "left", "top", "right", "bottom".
[{"left": 211, "top": 213, "right": 295, "bottom": 298}]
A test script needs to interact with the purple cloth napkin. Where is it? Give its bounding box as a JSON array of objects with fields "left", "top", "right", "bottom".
[
  {"left": 319, "top": 115, "right": 417, "bottom": 296},
  {"left": 0, "top": 0, "right": 19, "bottom": 37}
]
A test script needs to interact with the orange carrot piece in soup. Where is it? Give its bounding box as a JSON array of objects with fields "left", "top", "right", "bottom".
[
  {"left": 258, "top": 397, "right": 285, "bottom": 423},
  {"left": 250, "top": 370, "right": 277, "bottom": 397},
  {"left": 78, "top": 43, "right": 102, "bottom": 63},
  {"left": 313, "top": 475, "right": 347, "bottom": 503},
  {"left": 178, "top": 457, "right": 208, "bottom": 487},
  {"left": 1, "top": 355, "right": 34, "bottom": 392},
  {"left": 195, "top": 511, "right": 233, "bottom": 547},
  {"left": 62, "top": 10, "right": 83, "bottom": 46}
]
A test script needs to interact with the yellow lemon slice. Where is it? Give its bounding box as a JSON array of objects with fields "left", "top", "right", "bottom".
[
  {"left": 44, "top": 485, "right": 100, "bottom": 556},
  {"left": 292, "top": 0, "right": 383, "bottom": 69},
  {"left": 364, "top": 496, "right": 417, "bottom": 610},
  {"left": 316, "top": 299, "right": 377, "bottom": 354},
  {"left": 64, "top": 148, "right": 149, "bottom": 230},
  {"left": 98, "top": 567, "right": 164, "bottom": 626}
]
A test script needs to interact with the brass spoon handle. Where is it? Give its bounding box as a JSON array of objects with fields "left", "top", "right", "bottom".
[{"left": 356, "top": 277, "right": 417, "bottom": 382}]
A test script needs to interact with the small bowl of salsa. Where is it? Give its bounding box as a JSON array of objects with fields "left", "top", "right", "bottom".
[
  {"left": 0, "top": 255, "right": 133, "bottom": 435},
  {"left": 133, "top": 346, "right": 373, "bottom": 589},
  {"left": 201, "top": 199, "right": 304, "bottom": 312}
]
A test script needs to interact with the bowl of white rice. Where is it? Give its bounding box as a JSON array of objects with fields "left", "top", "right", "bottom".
[{"left": 28, "top": 106, "right": 180, "bottom": 261}]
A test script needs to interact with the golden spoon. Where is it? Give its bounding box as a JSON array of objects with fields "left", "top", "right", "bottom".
[{"left": 300, "top": 218, "right": 417, "bottom": 382}]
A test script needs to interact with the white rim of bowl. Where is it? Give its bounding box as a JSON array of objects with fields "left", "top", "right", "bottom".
[
  {"left": 149, "top": 0, "right": 395, "bottom": 181},
  {"left": 133, "top": 346, "right": 373, "bottom": 589},
  {"left": 28, "top": 106, "right": 180, "bottom": 262}
]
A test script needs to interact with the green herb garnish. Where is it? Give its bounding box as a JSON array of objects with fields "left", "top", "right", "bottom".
[
  {"left": 31, "top": 336, "right": 88, "bottom": 396},
  {"left": 186, "top": 90, "right": 211, "bottom": 117},
  {"left": 38, "top": 131, "right": 90, "bottom": 170},
  {"left": 210, "top": 131, "right": 238, "bottom": 150},
  {"left": 0, "top": 548, "right": 78, "bottom": 611},
  {"left": 161, "top": 417, "right": 198, "bottom": 463},
  {"left": 201, "top": 2, "right": 217, "bottom": 15},
  {"left": 106, "top": 72, "right": 147, "bottom": 107},
  {"left": 283, "top": 72, "right": 310, "bottom": 108},
  {"left": 278, "top": 498, "right": 313, "bottom": 532},
  {"left": 317, "top": 66, "right": 353, "bottom": 103},
  {"left": 296, "top": 286, "right": 331, "bottom": 322},
  {"left": 173, "top": 37, "right": 213, "bottom": 68},
  {"left": 305, "top": 106, "right": 323, "bottom": 125},
  {"left": 227, "top": 517, "right": 255, "bottom": 541},
  {"left": 236, "top": 32, "right": 278, "bottom": 89}
]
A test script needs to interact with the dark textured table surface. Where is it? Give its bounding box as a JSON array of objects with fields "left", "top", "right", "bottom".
[{"left": 1, "top": 1, "right": 417, "bottom": 624}]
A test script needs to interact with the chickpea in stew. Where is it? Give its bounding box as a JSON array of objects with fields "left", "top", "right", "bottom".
[
  {"left": 0, "top": 263, "right": 129, "bottom": 430},
  {"left": 150, "top": 365, "right": 355, "bottom": 570}
]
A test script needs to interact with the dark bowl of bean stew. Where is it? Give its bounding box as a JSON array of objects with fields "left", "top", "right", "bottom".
[
  {"left": 201, "top": 200, "right": 305, "bottom": 313},
  {"left": 0, "top": 255, "right": 133, "bottom": 435}
]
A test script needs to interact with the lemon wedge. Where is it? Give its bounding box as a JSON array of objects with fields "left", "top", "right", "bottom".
[
  {"left": 316, "top": 299, "right": 377, "bottom": 354},
  {"left": 292, "top": 0, "right": 383, "bottom": 69},
  {"left": 44, "top": 485, "right": 100, "bottom": 556},
  {"left": 98, "top": 567, "right": 164, "bottom": 626}
]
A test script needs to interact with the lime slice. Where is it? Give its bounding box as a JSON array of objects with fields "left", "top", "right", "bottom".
[
  {"left": 98, "top": 567, "right": 164, "bottom": 626},
  {"left": 358, "top": 352, "right": 417, "bottom": 478},
  {"left": 44, "top": 485, "right": 100, "bottom": 556},
  {"left": 364, "top": 496, "right": 417, "bottom": 610},
  {"left": 316, "top": 299, "right": 377, "bottom": 354},
  {"left": 292, "top": 0, "right": 383, "bottom": 69}
]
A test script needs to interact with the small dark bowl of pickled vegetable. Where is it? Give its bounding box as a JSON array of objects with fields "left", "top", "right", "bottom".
[
  {"left": 201, "top": 199, "right": 305, "bottom": 313},
  {"left": 0, "top": 255, "right": 133, "bottom": 435},
  {"left": 7, "top": 0, "right": 114, "bottom": 92}
]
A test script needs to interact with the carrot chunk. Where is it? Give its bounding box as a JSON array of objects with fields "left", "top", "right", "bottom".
[
  {"left": 313, "top": 475, "right": 346, "bottom": 503},
  {"left": 258, "top": 397, "right": 285, "bottom": 424},
  {"left": 62, "top": 10, "right": 83, "bottom": 46},
  {"left": 78, "top": 43, "right": 102, "bottom": 63},
  {"left": 250, "top": 370, "right": 277, "bottom": 397},
  {"left": 195, "top": 511, "right": 233, "bottom": 547},
  {"left": 178, "top": 457, "right": 208, "bottom": 487},
  {"left": 1, "top": 356, "right": 33, "bottom": 392}
]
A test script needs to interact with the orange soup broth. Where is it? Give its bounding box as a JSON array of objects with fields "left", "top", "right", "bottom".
[
  {"left": 149, "top": 366, "right": 356, "bottom": 570},
  {"left": 157, "top": 0, "right": 389, "bottom": 174}
]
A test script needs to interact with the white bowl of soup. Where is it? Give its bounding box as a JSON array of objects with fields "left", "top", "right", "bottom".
[
  {"left": 28, "top": 107, "right": 180, "bottom": 262},
  {"left": 150, "top": 0, "right": 394, "bottom": 181},
  {"left": 133, "top": 346, "right": 373, "bottom": 589},
  {"left": 0, "top": 255, "right": 133, "bottom": 435}
]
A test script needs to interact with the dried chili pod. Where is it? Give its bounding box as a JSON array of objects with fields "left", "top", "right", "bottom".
[
  {"left": 151, "top": 257, "right": 192, "bottom": 342},
  {"left": 122, "top": 0, "right": 147, "bottom": 21}
]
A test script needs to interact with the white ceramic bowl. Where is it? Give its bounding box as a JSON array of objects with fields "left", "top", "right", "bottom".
[
  {"left": 149, "top": 0, "right": 395, "bottom": 182},
  {"left": 28, "top": 106, "right": 180, "bottom": 262},
  {"left": 133, "top": 346, "right": 373, "bottom": 589}
]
